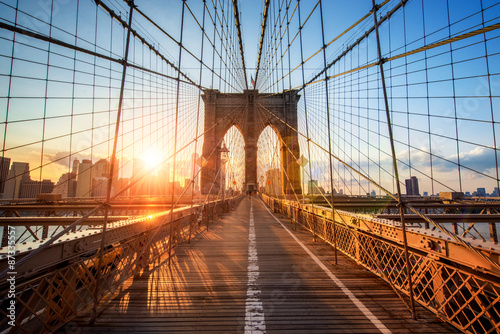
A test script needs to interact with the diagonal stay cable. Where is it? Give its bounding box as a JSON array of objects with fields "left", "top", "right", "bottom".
[{"left": 257, "top": 101, "right": 500, "bottom": 272}]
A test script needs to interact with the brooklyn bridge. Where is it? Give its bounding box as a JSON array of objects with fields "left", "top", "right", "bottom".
[{"left": 0, "top": 0, "right": 500, "bottom": 333}]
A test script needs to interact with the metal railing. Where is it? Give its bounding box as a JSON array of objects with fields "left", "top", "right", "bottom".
[
  {"left": 0, "top": 195, "right": 243, "bottom": 333},
  {"left": 262, "top": 194, "right": 500, "bottom": 334}
]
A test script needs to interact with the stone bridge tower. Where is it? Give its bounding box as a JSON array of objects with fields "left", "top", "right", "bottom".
[{"left": 201, "top": 89, "right": 302, "bottom": 195}]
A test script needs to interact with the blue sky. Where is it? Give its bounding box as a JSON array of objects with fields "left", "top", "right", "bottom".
[{"left": 0, "top": 0, "right": 499, "bottom": 196}]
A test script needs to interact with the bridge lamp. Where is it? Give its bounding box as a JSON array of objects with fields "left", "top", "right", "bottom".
[
  {"left": 219, "top": 144, "right": 230, "bottom": 197},
  {"left": 297, "top": 155, "right": 309, "bottom": 196}
]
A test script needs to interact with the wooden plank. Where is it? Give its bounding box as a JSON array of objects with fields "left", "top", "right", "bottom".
[{"left": 73, "top": 198, "right": 459, "bottom": 333}]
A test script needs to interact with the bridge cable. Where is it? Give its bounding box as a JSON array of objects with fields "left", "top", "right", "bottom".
[
  {"left": 92, "top": 0, "right": 135, "bottom": 322},
  {"left": 257, "top": 99, "right": 500, "bottom": 273},
  {"left": 255, "top": 101, "right": 417, "bottom": 314},
  {"left": 168, "top": 0, "right": 186, "bottom": 266},
  {"left": 254, "top": 0, "right": 271, "bottom": 87},
  {"left": 297, "top": 0, "right": 317, "bottom": 241},
  {"left": 370, "top": 0, "right": 416, "bottom": 319},
  {"left": 232, "top": 0, "right": 248, "bottom": 90},
  {"left": 319, "top": 0, "right": 337, "bottom": 265}
]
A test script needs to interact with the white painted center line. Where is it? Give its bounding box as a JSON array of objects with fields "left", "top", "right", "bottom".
[
  {"left": 261, "top": 201, "right": 392, "bottom": 334},
  {"left": 245, "top": 201, "right": 266, "bottom": 334}
]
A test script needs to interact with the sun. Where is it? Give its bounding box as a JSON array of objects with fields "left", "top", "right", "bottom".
[{"left": 142, "top": 149, "right": 162, "bottom": 170}]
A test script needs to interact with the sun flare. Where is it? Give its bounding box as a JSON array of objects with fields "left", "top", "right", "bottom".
[{"left": 142, "top": 150, "right": 161, "bottom": 170}]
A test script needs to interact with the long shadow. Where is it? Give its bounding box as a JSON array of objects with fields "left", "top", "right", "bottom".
[
  {"left": 72, "top": 199, "right": 251, "bottom": 332},
  {"left": 252, "top": 198, "right": 459, "bottom": 333}
]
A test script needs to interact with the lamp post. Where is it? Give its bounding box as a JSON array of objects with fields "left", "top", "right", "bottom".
[
  {"left": 297, "top": 155, "right": 309, "bottom": 198},
  {"left": 219, "top": 143, "right": 229, "bottom": 200}
]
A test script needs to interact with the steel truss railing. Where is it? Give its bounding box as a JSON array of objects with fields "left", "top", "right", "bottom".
[
  {"left": 0, "top": 195, "right": 243, "bottom": 333},
  {"left": 263, "top": 195, "right": 500, "bottom": 334}
]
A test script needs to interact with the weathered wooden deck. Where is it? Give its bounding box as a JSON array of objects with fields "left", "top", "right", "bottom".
[{"left": 73, "top": 197, "right": 459, "bottom": 333}]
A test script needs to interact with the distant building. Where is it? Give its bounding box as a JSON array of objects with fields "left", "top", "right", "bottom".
[
  {"left": 492, "top": 187, "right": 499, "bottom": 197},
  {"left": 93, "top": 159, "right": 109, "bottom": 178},
  {"left": 157, "top": 163, "right": 170, "bottom": 196},
  {"left": 423, "top": 191, "right": 428, "bottom": 197},
  {"left": 308, "top": 180, "right": 319, "bottom": 194},
  {"left": 72, "top": 158, "right": 79, "bottom": 175},
  {"left": 91, "top": 159, "right": 117, "bottom": 197},
  {"left": 370, "top": 190, "right": 376, "bottom": 197},
  {"left": 19, "top": 179, "right": 54, "bottom": 198},
  {"left": 75, "top": 159, "right": 92, "bottom": 197},
  {"left": 53, "top": 172, "right": 77, "bottom": 198},
  {"left": 0, "top": 156, "right": 11, "bottom": 198},
  {"left": 191, "top": 153, "right": 200, "bottom": 192},
  {"left": 115, "top": 178, "right": 130, "bottom": 197},
  {"left": 92, "top": 177, "right": 108, "bottom": 197},
  {"left": 405, "top": 176, "right": 419, "bottom": 196},
  {"left": 3, "top": 162, "right": 30, "bottom": 199},
  {"left": 475, "top": 188, "right": 486, "bottom": 197}
]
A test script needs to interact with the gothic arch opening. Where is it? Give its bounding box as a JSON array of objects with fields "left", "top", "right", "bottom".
[
  {"left": 257, "top": 125, "right": 281, "bottom": 195},
  {"left": 223, "top": 125, "right": 245, "bottom": 192},
  {"left": 201, "top": 89, "right": 301, "bottom": 195}
]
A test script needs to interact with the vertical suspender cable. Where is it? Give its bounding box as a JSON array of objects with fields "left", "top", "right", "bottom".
[
  {"left": 169, "top": 0, "right": 187, "bottom": 266},
  {"left": 91, "top": 0, "right": 135, "bottom": 323},
  {"left": 319, "top": 0, "right": 337, "bottom": 264},
  {"left": 370, "top": 0, "right": 416, "bottom": 319},
  {"left": 232, "top": 0, "right": 249, "bottom": 90},
  {"left": 190, "top": 0, "right": 207, "bottom": 243},
  {"left": 297, "top": 0, "right": 315, "bottom": 241},
  {"left": 39, "top": 0, "right": 55, "bottom": 193},
  {"left": 255, "top": 0, "right": 271, "bottom": 86},
  {"left": 211, "top": 1, "right": 217, "bottom": 89}
]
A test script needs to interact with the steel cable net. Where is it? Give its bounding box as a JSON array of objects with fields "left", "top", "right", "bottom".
[
  {"left": 0, "top": 1, "right": 246, "bottom": 331},
  {"left": 0, "top": 0, "right": 247, "bottom": 216},
  {"left": 254, "top": 1, "right": 500, "bottom": 333},
  {"left": 1, "top": 0, "right": 500, "bottom": 333},
  {"left": 256, "top": 0, "right": 500, "bottom": 225}
]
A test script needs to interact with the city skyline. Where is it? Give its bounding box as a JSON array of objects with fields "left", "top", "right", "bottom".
[{"left": 0, "top": 0, "right": 499, "bottom": 198}]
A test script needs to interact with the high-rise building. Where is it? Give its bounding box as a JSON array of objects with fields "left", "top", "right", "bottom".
[
  {"left": 405, "top": 176, "right": 420, "bottom": 196},
  {"left": 156, "top": 162, "right": 170, "bottom": 196},
  {"left": 115, "top": 178, "right": 130, "bottom": 197},
  {"left": 3, "top": 162, "right": 30, "bottom": 199},
  {"left": 93, "top": 159, "right": 109, "bottom": 178},
  {"left": 92, "top": 159, "right": 111, "bottom": 197},
  {"left": 191, "top": 153, "right": 200, "bottom": 191},
  {"left": 71, "top": 158, "right": 79, "bottom": 176},
  {"left": 75, "top": 159, "right": 92, "bottom": 197},
  {"left": 476, "top": 188, "right": 486, "bottom": 197},
  {"left": 308, "top": 179, "right": 321, "bottom": 194},
  {"left": 53, "top": 172, "right": 77, "bottom": 198},
  {"left": 19, "top": 179, "right": 54, "bottom": 198},
  {"left": 92, "top": 177, "right": 108, "bottom": 197},
  {"left": 131, "top": 158, "right": 146, "bottom": 196},
  {"left": 0, "top": 156, "right": 11, "bottom": 198}
]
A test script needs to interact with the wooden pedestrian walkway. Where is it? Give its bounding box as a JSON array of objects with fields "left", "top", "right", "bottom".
[{"left": 73, "top": 197, "right": 458, "bottom": 333}]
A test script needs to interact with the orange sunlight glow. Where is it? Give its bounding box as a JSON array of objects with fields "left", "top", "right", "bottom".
[{"left": 142, "top": 149, "right": 162, "bottom": 171}]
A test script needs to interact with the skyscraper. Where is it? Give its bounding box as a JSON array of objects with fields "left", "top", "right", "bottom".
[
  {"left": 405, "top": 176, "right": 420, "bottom": 196},
  {"left": 3, "top": 162, "right": 30, "bottom": 199},
  {"left": 0, "top": 156, "right": 11, "bottom": 198},
  {"left": 19, "top": 179, "right": 54, "bottom": 198},
  {"left": 53, "top": 172, "right": 77, "bottom": 198},
  {"left": 75, "top": 159, "right": 92, "bottom": 197},
  {"left": 71, "top": 158, "right": 79, "bottom": 176}
]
